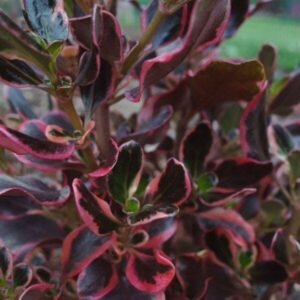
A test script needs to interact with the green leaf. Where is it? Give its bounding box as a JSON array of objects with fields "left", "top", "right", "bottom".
[
  {"left": 239, "top": 251, "right": 253, "bottom": 270},
  {"left": 108, "top": 141, "right": 143, "bottom": 206},
  {"left": 288, "top": 150, "right": 300, "bottom": 182},
  {"left": 197, "top": 173, "right": 218, "bottom": 193},
  {"left": 125, "top": 198, "right": 140, "bottom": 213}
]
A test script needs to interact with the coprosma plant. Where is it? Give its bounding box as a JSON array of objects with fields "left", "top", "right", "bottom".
[{"left": 0, "top": 0, "right": 299, "bottom": 299}]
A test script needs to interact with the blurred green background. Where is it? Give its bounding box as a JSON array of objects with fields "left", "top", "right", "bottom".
[{"left": 1, "top": 0, "right": 300, "bottom": 70}]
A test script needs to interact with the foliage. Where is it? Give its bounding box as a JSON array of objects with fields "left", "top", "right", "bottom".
[{"left": 0, "top": 0, "right": 299, "bottom": 299}]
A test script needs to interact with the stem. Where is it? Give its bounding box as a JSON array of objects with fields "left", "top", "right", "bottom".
[
  {"left": 95, "top": 102, "right": 111, "bottom": 160},
  {"left": 121, "top": 9, "right": 166, "bottom": 75},
  {"left": 62, "top": 99, "right": 97, "bottom": 171}
]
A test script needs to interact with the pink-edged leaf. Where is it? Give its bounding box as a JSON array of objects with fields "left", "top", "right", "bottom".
[
  {"left": 4, "top": 87, "right": 36, "bottom": 119},
  {"left": 127, "top": 0, "right": 230, "bottom": 102},
  {"left": 128, "top": 205, "right": 178, "bottom": 226},
  {"left": 78, "top": 257, "right": 118, "bottom": 299},
  {"left": 268, "top": 72, "right": 300, "bottom": 115},
  {"left": 249, "top": 260, "right": 288, "bottom": 284},
  {"left": 142, "top": 0, "right": 187, "bottom": 48},
  {"left": 0, "top": 174, "right": 70, "bottom": 206},
  {"left": 0, "top": 214, "right": 63, "bottom": 255},
  {"left": 271, "top": 229, "right": 288, "bottom": 264},
  {"left": 272, "top": 123, "right": 295, "bottom": 155},
  {"left": 126, "top": 250, "right": 175, "bottom": 293},
  {"left": 179, "top": 122, "right": 212, "bottom": 179},
  {"left": 119, "top": 105, "right": 173, "bottom": 145},
  {"left": 139, "top": 217, "right": 177, "bottom": 248},
  {"left": 239, "top": 88, "right": 270, "bottom": 161},
  {"left": 73, "top": 179, "right": 120, "bottom": 235},
  {"left": 75, "top": 48, "right": 101, "bottom": 86},
  {"left": 61, "top": 225, "right": 114, "bottom": 278},
  {"left": 13, "top": 263, "right": 32, "bottom": 288},
  {"left": 20, "top": 283, "right": 54, "bottom": 300},
  {"left": 145, "top": 158, "right": 191, "bottom": 206},
  {"left": 225, "top": 0, "right": 249, "bottom": 38},
  {"left": 197, "top": 209, "right": 255, "bottom": 245},
  {"left": 108, "top": 141, "right": 144, "bottom": 206},
  {"left": 215, "top": 157, "right": 273, "bottom": 189},
  {"left": 0, "top": 125, "right": 74, "bottom": 159},
  {"left": 69, "top": 15, "right": 91, "bottom": 49},
  {"left": 199, "top": 187, "right": 256, "bottom": 207},
  {"left": 0, "top": 246, "right": 13, "bottom": 279},
  {"left": 80, "top": 58, "right": 116, "bottom": 118},
  {"left": 102, "top": 276, "right": 165, "bottom": 300},
  {"left": 177, "top": 252, "right": 247, "bottom": 299},
  {"left": 89, "top": 138, "right": 119, "bottom": 178},
  {"left": 0, "top": 57, "right": 43, "bottom": 88},
  {"left": 22, "top": 0, "right": 68, "bottom": 42},
  {"left": 187, "top": 60, "right": 265, "bottom": 111}
]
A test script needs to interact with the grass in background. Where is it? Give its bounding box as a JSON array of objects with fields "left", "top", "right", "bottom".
[{"left": 221, "top": 14, "right": 300, "bottom": 70}]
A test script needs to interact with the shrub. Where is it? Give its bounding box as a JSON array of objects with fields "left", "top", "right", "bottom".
[{"left": 0, "top": 0, "right": 299, "bottom": 299}]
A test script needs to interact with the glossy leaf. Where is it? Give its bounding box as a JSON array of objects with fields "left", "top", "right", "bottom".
[
  {"left": 179, "top": 123, "right": 212, "bottom": 178},
  {"left": 258, "top": 44, "right": 277, "bottom": 83},
  {"left": 13, "top": 263, "right": 32, "bottom": 288},
  {"left": 20, "top": 283, "right": 54, "bottom": 300},
  {"left": 128, "top": 0, "right": 230, "bottom": 102},
  {"left": 73, "top": 179, "right": 119, "bottom": 235},
  {"left": 61, "top": 226, "right": 114, "bottom": 278},
  {"left": 108, "top": 141, "right": 143, "bottom": 206},
  {"left": 78, "top": 257, "right": 118, "bottom": 299},
  {"left": 22, "top": 0, "right": 68, "bottom": 42},
  {"left": 126, "top": 250, "right": 175, "bottom": 293},
  {"left": 239, "top": 89, "right": 270, "bottom": 161}
]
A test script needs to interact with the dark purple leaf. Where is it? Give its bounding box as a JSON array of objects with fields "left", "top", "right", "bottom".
[
  {"left": 0, "top": 246, "right": 13, "bottom": 278},
  {"left": 78, "top": 257, "right": 118, "bottom": 299},
  {"left": 126, "top": 250, "right": 175, "bottom": 293},
  {"left": 268, "top": 72, "right": 300, "bottom": 115},
  {"left": 144, "top": 158, "right": 191, "bottom": 206},
  {"left": 61, "top": 225, "right": 114, "bottom": 278},
  {"left": 20, "top": 283, "right": 54, "bottom": 300},
  {"left": 108, "top": 141, "right": 143, "bottom": 206},
  {"left": 179, "top": 122, "right": 212, "bottom": 179},
  {"left": 0, "top": 57, "right": 43, "bottom": 88},
  {"left": 127, "top": 0, "right": 230, "bottom": 102},
  {"left": 0, "top": 174, "right": 70, "bottom": 206},
  {"left": 258, "top": 44, "right": 277, "bottom": 83},
  {"left": 240, "top": 89, "right": 270, "bottom": 161},
  {"left": 73, "top": 179, "right": 120, "bottom": 235},
  {"left": 13, "top": 263, "right": 32, "bottom": 288},
  {"left": 0, "top": 215, "right": 64, "bottom": 254},
  {"left": 215, "top": 157, "right": 272, "bottom": 189},
  {"left": 249, "top": 260, "right": 288, "bottom": 284},
  {"left": 22, "top": 0, "right": 68, "bottom": 42},
  {"left": 271, "top": 229, "right": 288, "bottom": 264},
  {"left": 4, "top": 87, "right": 36, "bottom": 119}
]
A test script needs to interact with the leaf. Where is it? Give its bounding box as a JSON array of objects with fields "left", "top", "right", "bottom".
[
  {"left": 0, "top": 57, "right": 43, "bottom": 88},
  {"left": 179, "top": 123, "right": 213, "bottom": 179},
  {"left": 125, "top": 250, "right": 175, "bottom": 293},
  {"left": 215, "top": 157, "right": 273, "bottom": 189},
  {"left": 0, "top": 10, "right": 51, "bottom": 73},
  {"left": 61, "top": 226, "right": 114, "bottom": 278},
  {"left": 187, "top": 60, "right": 265, "bottom": 110},
  {"left": 0, "top": 174, "right": 70, "bottom": 206},
  {"left": 0, "top": 215, "right": 64, "bottom": 255},
  {"left": 239, "top": 89, "right": 270, "bottom": 161},
  {"left": 258, "top": 44, "right": 277, "bottom": 83},
  {"left": 13, "top": 263, "right": 32, "bottom": 288},
  {"left": 80, "top": 58, "right": 115, "bottom": 118},
  {"left": 272, "top": 124, "right": 294, "bottom": 156},
  {"left": 127, "top": 0, "right": 230, "bottom": 102},
  {"left": 0, "top": 247, "right": 13, "bottom": 279},
  {"left": 73, "top": 179, "right": 119, "bottom": 235},
  {"left": 268, "top": 72, "right": 300, "bottom": 115},
  {"left": 0, "top": 124, "right": 75, "bottom": 159},
  {"left": 249, "top": 261, "right": 288, "bottom": 284},
  {"left": 22, "top": 0, "right": 68, "bottom": 42},
  {"left": 108, "top": 141, "right": 143, "bottom": 206},
  {"left": 197, "top": 209, "right": 255, "bottom": 245},
  {"left": 119, "top": 105, "right": 173, "bottom": 145},
  {"left": 142, "top": 0, "right": 187, "bottom": 48},
  {"left": 144, "top": 158, "right": 191, "bottom": 206},
  {"left": 78, "top": 257, "right": 118, "bottom": 299},
  {"left": 288, "top": 150, "right": 300, "bottom": 182},
  {"left": 20, "top": 283, "right": 54, "bottom": 300},
  {"left": 4, "top": 87, "right": 37, "bottom": 119}
]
